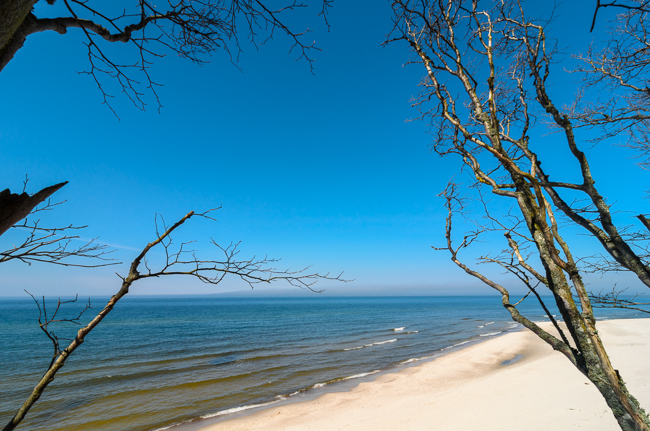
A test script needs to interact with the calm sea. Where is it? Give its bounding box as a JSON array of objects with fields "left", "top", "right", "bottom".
[{"left": 0, "top": 295, "right": 638, "bottom": 431}]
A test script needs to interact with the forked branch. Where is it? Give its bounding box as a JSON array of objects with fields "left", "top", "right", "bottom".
[
  {"left": 3, "top": 208, "right": 345, "bottom": 431},
  {"left": 433, "top": 183, "right": 578, "bottom": 367}
]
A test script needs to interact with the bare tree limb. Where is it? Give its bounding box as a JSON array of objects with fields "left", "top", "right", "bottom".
[
  {"left": 0, "top": 182, "right": 67, "bottom": 236},
  {"left": 390, "top": 2, "right": 650, "bottom": 428},
  {"left": 591, "top": 0, "right": 650, "bottom": 31},
  {"left": 0, "top": 1, "right": 331, "bottom": 116},
  {"left": 3, "top": 208, "right": 345, "bottom": 431}
]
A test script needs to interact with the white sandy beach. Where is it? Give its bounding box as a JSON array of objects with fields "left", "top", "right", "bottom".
[{"left": 199, "top": 318, "right": 650, "bottom": 431}]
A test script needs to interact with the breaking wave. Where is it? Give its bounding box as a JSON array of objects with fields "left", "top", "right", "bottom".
[
  {"left": 200, "top": 401, "right": 279, "bottom": 419},
  {"left": 286, "top": 370, "right": 382, "bottom": 396},
  {"left": 343, "top": 339, "right": 397, "bottom": 351},
  {"left": 477, "top": 321, "right": 495, "bottom": 328},
  {"left": 441, "top": 340, "right": 471, "bottom": 350}
]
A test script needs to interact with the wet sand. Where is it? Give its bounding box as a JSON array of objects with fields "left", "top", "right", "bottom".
[{"left": 198, "top": 318, "right": 650, "bottom": 431}]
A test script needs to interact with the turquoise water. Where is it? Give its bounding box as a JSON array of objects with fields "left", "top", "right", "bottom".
[{"left": 0, "top": 295, "right": 638, "bottom": 431}]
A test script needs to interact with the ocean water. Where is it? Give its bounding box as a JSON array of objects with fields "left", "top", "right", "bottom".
[{"left": 0, "top": 295, "right": 639, "bottom": 431}]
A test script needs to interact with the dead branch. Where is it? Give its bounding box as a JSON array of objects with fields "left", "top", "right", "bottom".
[
  {"left": 433, "top": 182, "right": 579, "bottom": 366},
  {"left": 0, "top": 1, "right": 331, "bottom": 117},
  {"left": 0, "top": 181, "right": 117, "bottom": 268},
  {"left": 589, "top": 286, "right": 650, "bottom": 314},
  {"left": 0, "top": 182, "right": 67, "bottom": 236},
  {"left": 391, "top": 1, "right": 650, "bottom": 428},
  {"left": 3, "top": 207, "right": 345, "bottom": 431},
  {"left": 591, "top": 0, "right": 650, "bottom": 31}
]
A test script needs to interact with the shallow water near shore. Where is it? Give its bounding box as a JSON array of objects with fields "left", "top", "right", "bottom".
[{"left": 0, "top": 295, "right": 639, "bottom": 431}]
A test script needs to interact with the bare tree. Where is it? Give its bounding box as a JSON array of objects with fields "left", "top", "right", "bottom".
[
  {"left": 564, "top": 2, "right": 650, "bottom": 310},
  {"left": 390, "top": 1, "right": 649, "bottom": 429},
  {"left": 1, "top": 180, "right": 117, "bottom": 268},
  {"left": 591, "top": 0, "right": 650, "bottom": 31},
  {"left": 0, "top": 0, "right": 331, "bottom": 116},
  {"left": 2, "top": 208, "right": 344, "bottom": 431},
  {"left": 576, "top": 3, "right": 650, "bottom": 165},
  {"left": 589, "top": 286, "right": 650, "bottom": 313},
  {"left": 0, "top": 181, "right": 67, "bottom": 236}
]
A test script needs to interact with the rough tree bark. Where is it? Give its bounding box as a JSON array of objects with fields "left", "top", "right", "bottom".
[
  {"left": 0, "top": 0, "right": 38, "bottom": 71},
  {"left": 390, "top": 1, "right": 650, "bottom": 429}
]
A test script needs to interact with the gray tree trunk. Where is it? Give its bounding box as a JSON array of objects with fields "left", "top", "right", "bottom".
[{"left": 515, "top": 182, "right": 650, "bottom": 431}]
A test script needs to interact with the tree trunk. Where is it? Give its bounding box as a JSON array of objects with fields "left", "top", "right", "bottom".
[
  {"left": 515, "top": 182, "right": 650, "bottom": 431},
  {"left": 0, "top": 0, "right": 39, "bottom": 71},
  {"left": 589, "top": 360, "right": 650, "bottom": 431}
]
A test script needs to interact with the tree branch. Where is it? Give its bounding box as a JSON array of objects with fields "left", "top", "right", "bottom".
[{"left": 3, "top": 208, "right": 345, "bottom": 431}]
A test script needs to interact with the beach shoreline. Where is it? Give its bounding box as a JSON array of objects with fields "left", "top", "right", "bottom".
[
  {"left": 5, "top": 296, "right": 595, "bottom": 431},
  {"left": 159, "top": 323, "right": 523, "bottom": 431},
  {"left": 189, "top": 318, "right": 650, "bottom": 431}
]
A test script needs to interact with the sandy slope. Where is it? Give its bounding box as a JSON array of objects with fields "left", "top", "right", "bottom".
[{"left": 199, "top": 318, "right": 650, "bottom": 431}]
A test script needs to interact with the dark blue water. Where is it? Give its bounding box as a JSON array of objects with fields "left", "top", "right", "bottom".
[{"left": 0, "top": 295, "right": 639, "bottom": 431}]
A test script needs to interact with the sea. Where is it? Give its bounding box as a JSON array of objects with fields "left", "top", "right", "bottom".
[{"left": 0, "top": 295, "right": 640, "bottom": 431}]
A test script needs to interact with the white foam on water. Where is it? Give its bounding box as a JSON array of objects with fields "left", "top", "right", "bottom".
[
  {"left": 375, "top": 339, "right": 397, "bottom": 345},
  {"left": 480, "top": 331, "right": 501, "bottom": 337},
  {"left": 342, "top": 370, "right": 381, "bottom": 380},
  {"left": 200, "top": 401, "right": 279, "bottom": 419},
  {"left": 288, "top": 381, "right": 328, "bottom": 396},
  {"left": 286, "top": 369, "right": 384, "bottom": 398},
  {"left": 404, "top": 330, "right": 419, "bottom": 334},
  {"left": 441, "top": 340, "right": 471, "bottom": 350},
  {"left": 393, "top": 327, "right": 406, "bottom": 332},
  {"left": 343, "top": 339, "right": 397, "bottom": 351},
  {"left": 400, "top": 354, "right": 436, "bottom": 364},
  {"left": 154, "top": 400, "right": 282, "bottom": 429}
]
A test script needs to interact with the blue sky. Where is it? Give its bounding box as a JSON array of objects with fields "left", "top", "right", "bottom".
[{"left": 1, "top": 1, "right": 647, "bottom": 298}]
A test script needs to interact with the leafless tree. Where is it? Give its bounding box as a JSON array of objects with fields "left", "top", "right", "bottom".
[
  {"left": 0, "top": 180, "right": 116, "bottom": 268},
  {"left": 566, "top": 1, "right": 650, "bottom": 310},
  {"left": 24, "top": 292, "right": 93, "bottom": 369},
  {"left": 390, "top": 1, "right": 649, "bottom": 429},
  {"left": 589, "top": 286, "right": 650, "bottom": 313},
  {"left": 576, "top": 3, "right": 650, "bottom": 164},
  {"left": 2, "top": 208, "right": 344, "bottom": 431},
  {"left": 0, "top": 181, "right": 67, "bottom": 236},
  {"left": 591, "top": 0, "right": 650, "bottom": 31},
  {"left": 0, "top": 0, "right": 331, "bottom": 116}
]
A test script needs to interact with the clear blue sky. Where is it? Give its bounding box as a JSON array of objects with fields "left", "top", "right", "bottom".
[{"left": 0, "top": 1, "right": 647, "bottom": 298}]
